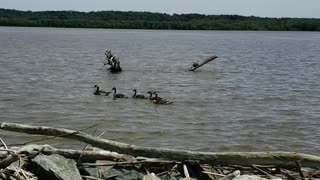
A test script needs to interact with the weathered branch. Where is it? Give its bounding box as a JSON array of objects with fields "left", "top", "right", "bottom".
[
  {"left": 188, "top": 55, "right": 218, "bottom": 71},
  {"left": 82, "top": 175, "right": 104, "bottom": 180},
  {"left": 44, "top": 147, "right": 134, "bottom": 162},
  {"left": 17, "top": 144, "right": 134, "bottom": 162},
  {"left": 0, "top": 154, "right": 19, "bottom": 169},
  {"left": 79, "top": 160, "right": 177, "bottom": 168},
  {"left": 1, "top": 122, "right": 320, "bottom": 168}
]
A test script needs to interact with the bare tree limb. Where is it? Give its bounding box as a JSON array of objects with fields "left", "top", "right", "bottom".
[
  {"left": 295, "top": 161, "right": 305, "bottom": 180},
  {"left": 79, "top": 160, "right": 177, "bottom": 168},
  {"left": 40, "top": 146, "right": 134, "bottom": 162},
  {"left": 188, "top": 55, "right": 218, "bottom": 71}
]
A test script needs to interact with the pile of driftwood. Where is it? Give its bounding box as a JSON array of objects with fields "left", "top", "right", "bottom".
[{"left": 1, "top": 122, "right": 320, "bottom": 180}]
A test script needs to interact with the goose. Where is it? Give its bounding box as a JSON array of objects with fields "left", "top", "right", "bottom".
[
  {"left": 111, "top": 87, "right": 127, "bottom": 98},
  {"left": 152, "top": 93, "right": 173, "bottom": 105},
  {"left": 152, "top": 92, "right": 163, "bottom": 100},
  {"left": 93, "top": 85, "right": 111, "bottom": 96},
  {"left": 132, "top": 89, "right": 147, "bottom": 99},
  {"left": 147, "top": 91, "right": 154, "bottom": 100},
  {"left": 147, "top": 91, "right": 160, "bottom": 100}
]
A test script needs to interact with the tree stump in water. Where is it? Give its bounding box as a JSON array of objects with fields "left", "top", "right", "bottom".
[{"left": 105, "top": 50, "right": 122, "bottom": 73}]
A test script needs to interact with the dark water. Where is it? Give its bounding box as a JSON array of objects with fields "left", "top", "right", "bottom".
[{"left": 0, "top": 27, "right": 319, "bottom": 154}]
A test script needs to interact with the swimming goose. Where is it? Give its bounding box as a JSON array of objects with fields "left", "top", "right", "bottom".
[
  {"left": 147, "top": 91, "right": 160, "bottom": 100},
  {"left": 93, "top": 85, "right": 111, "bottom": 96},
  {"left": 112, "top": 87, "right": 127, "bottom": 98},
  {"left": 152, "top": 93, "right": 173, "bottom": 105},
  {"left": 147, "top": 91, "right": 154, "bottom": 100},
  {"left": 152, "top": 92, "right": 163, "bottom": 100},
  {"left": 132, "top": 89, "right": 147, "bottom": 99}
]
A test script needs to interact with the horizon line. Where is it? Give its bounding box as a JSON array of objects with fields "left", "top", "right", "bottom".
[{"left": 1, "top": 8, "right": 319, "bottom": 20}]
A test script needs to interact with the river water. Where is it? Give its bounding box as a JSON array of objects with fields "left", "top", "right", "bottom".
[{"left": 0, "top": 27, "right": 319, "bottom": 154}]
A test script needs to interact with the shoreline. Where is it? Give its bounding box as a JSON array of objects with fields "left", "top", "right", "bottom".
[
  {"left": 1, "top": 122, "right": 320, "bottom": 179},
  {"left": 1, "top": 8, "right": 320, "bottom": 31}
]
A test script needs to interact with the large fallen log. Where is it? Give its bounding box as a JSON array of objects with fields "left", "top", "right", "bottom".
[{"left": 1, "top": 122, "right": 320, "bottom": 168}]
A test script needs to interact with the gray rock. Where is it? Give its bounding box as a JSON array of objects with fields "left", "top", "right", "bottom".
[
  {"left": 143, "top": 173, "right": 161, "bottom": 180},
  {"left": 32, "top": 154, "right": 82, "bottom": 180},
  {"left": 79, "top": 160, "right": 114, "bottom": 178},
  {"left": 101, "top": 166, "right": 145, "bottom": 180}
]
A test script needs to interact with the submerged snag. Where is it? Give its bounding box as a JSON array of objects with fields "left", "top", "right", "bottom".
[
  {"left": 104, "top": 50, "right": 122, "bottom": 73},
  {"left": 188, "top": 55, "right": 218, "bottom": 71}
]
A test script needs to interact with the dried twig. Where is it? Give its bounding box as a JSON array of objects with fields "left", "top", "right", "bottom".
[
  {"left": 8, "top": 123, "right": 99, "bottom": 146},
  {"left": 202, "top": 171, "right": 225, "bottom": 177},
  {"left": 17, "top": 168, "right": 30, "bottom": 180},
  {"left": 295, "top": 161, "right": 305, "bottom": 180},
  {"left": 183, "top": 164, "right": 190, "bottom": 178},
  {"left": 82, "top": 175, "right": 105, "bottom": 180},
  {"left": 0, "top": 138, "right": 16, "bottom": 154},
  {"left": 78, "top": 130, "right": 106, "bottom": 163},
  {"left": 0, "top": 138, "right": 9, "bottom": 150},
  {"left": 251, "top": 164, "right": 273, "bottom": 178},
  {"left": 281, "top": 168, "right": 297, "bottom": 180},
  {"left": 79, "top": 160, "right": 177, "bottom": 167}
]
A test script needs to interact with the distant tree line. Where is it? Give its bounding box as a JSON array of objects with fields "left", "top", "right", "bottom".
[{"left": 0, "top": 8, "right": 320, "bottom": 31}]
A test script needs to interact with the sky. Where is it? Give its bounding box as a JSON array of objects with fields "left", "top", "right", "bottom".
[{"left": 1, "top": 0, "right": 320, "bottom": 18}]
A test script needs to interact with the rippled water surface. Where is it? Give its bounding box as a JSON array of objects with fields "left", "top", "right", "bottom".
[{"left": 0, "top": 27, "right": 319, "bottom": 154}]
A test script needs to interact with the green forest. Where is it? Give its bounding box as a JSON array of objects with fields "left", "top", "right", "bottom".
[{"left": 1, "top": 8, "right": 320, "bottom": 31}]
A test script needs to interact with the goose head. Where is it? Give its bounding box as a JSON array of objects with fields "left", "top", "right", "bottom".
[{"left": 111, "top": 87, "right": 117, "bottom": 94}]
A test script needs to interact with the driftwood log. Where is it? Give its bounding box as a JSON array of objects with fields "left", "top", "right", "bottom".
[
  {"left": 16, "top": 144, "right": 134, "bottom": 162},
  {"left": 1, "top": 122, "right": 320, "bottom": 168},
  {"left": 0, "top": 153, "right": 19, "bottom": 169},
  {"left": 188, "top": 55, "right": 218, "bottom": 71}
]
